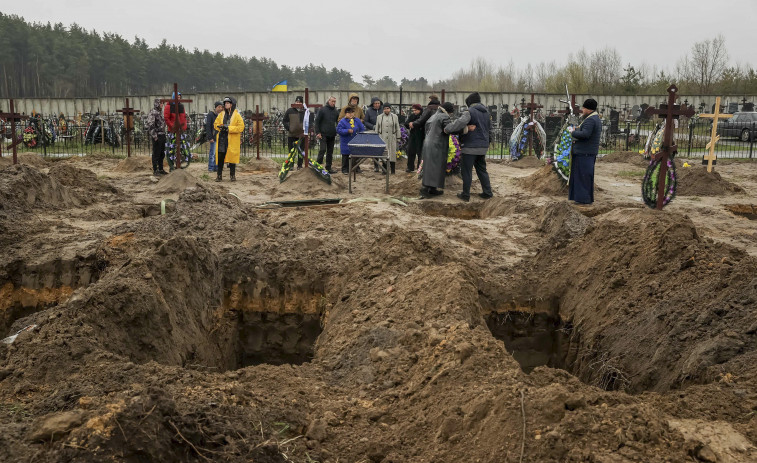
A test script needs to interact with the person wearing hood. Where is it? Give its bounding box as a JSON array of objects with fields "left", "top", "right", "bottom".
[
  {"left": 444, "top": 92, "right": 493, "bottom": 201},
  {"left": 568, "top": 98, "right": 602, "bottom": 205},
  {"left": 419, "top": 102, "right": 455, "bottom": 198},
  {"left": 146, "top": 98, "right": 167, "bottom": 175},
  {"left": 375, "top": 103, "right": 401, "bottom": 174},
  {"left": 364, "top": 97, "right": 382, "bottom": 130},
  {"left": 336, "top": 107, "right": 365, "bottom": 174},
  {"left": 205, "top": 101, "right": 223, "bottom": 173},
  {"left": 403, "top": 103, "right": 424, "bottom": 172},
  {"left": 283, "top": 96, "right": 306, "bottom": 169},
  {"left": 214, "top": 96, "right": 245, "bottom": 182},
  {"left": 163, "top": 91, "right": 189, "bottom": 171},
  {"left": 338, "top": 93, "right": 365, "bottom": 121}
]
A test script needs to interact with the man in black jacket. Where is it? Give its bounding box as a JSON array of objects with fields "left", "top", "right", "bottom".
[
  {"left": 205, "top": 101, "right": 223, "bottom": 172},
  {"left": 444, "top": 92, "right": 493, "bottom": 201},
  {"left": 315, "top": 96, "right": 339, "bottom": 173},
  {"left": 403, "top": 103, "right": 424, "bottom": 172},
  {"left": 283, "top": 96, "right": 306, "bottom": 169}
]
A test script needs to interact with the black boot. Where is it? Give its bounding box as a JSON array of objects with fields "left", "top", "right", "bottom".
[
  {"left": 390, "top": 162, "right": 395, "bottom": 174},
  {"left": 216, "top": 171, "right": 222, "bottom": 182}
]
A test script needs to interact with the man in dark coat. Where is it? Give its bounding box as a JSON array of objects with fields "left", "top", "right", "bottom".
[
  {"left": 444, "top": 92, "right": 493, "bottom": 201},
  {"left": 205, "top": 101, "right": 223, "bottom": 173},
  {"left": 315, "top": 95, "right": 339, "bottom": 173},
  {"left": 403, "top": 103, "right": 424, "bottom": 172},
  {"left": 569, "top": 98, "right": 602, "bottom": 205},
  {"left": 283, "top": 96, "right": 306, "bottom": 169},
  {"left": 146, "top": 98, "right": 167, "bottom": 175},
  {"left": 364, "top": 97, "right": 382, "bottom": 130},
  {"left": 419, "top": 102, "right": 454, "bottom": 198}
]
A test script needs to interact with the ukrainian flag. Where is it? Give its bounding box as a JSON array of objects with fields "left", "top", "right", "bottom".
[{"left": 271, "top": 80, "right": 288, "bottom": 92}]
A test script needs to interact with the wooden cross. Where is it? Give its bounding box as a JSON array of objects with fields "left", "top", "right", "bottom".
[
  {"left": 521, "top": 93, "right": 543, "bottom": 157},
  {"left": 0, "top": 99, "right": 29, "bottom": 165},
  {"left": 698, "top": 96, "right": 732, "bottom": 173},
  {"left": 557, "top": 94, "right": 579, "bottom": 117},
  {"left": 116, "top": 98, "right": 140, "bottom": 158},
  {"left": 159, "top": 83, "right": 193, "bottom": 169},
  {"left": 249, "top": 104, "right": 267, "bottom": 160},
  {"left": 289, "top": 88, "right": 322, "bottom": 167},
  {"left": 643, "top": 84, "right": 695, "bottom": 210}
]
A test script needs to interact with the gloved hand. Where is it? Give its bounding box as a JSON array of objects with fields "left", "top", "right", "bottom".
[{"left": 219, "top": 124, "right": 229, "bottom": 132}]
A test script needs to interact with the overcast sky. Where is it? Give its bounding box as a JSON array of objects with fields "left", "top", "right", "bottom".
[{"left": 2, "top": 0, "right": 756, "bottom": 85}]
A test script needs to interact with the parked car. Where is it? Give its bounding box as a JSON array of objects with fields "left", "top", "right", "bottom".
[{"left": 716, "top": 111, "right": 756, "bottom": 141}]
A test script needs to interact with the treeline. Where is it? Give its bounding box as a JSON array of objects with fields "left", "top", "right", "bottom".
[
  {"left": 436, "top": 38, "right": 757, "bottom": 95},
  {"left": 0, "top": 13, "right": 355, "bottom": 97}
]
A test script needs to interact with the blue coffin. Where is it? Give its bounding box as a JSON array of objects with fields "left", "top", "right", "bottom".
[{"left": 348, "top": 132, "right": 386, "bottom": 156}]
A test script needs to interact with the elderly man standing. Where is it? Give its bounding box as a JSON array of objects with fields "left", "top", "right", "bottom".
[
  {"left": 569, "top": 98, "right": 602, "bottom": 205},
  {"left": 315, "top": 95, "right": 339, "bottom": 173},
  {"left": 444, "top": 92, "right": 493, "bottom": 201},
  {"left": 283, "top": 96, "right": 306, "bottom": 169}
]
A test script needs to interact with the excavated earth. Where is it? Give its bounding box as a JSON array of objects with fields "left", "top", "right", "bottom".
[{"left": 1, "top": 153, "right": 757, "bottom": 463}]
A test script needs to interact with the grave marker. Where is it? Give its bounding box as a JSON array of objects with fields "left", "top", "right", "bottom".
[
  {"left": 0, "top": 99, "right": 29, "bottom": 165},
  {"left": 698, "top": 96, "right": 732, "bottom": 173},
  {"left": 116, "top": 98, "right": 140, "bottom": 158}
]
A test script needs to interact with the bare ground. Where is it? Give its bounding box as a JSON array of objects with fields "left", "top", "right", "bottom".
[{"left": 1, "top": 152, "right": 756, "bottom": 462}]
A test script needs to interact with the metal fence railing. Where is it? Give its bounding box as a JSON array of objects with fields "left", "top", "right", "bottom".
[{"left": 2, "top": 111, "right": 754, "bottom": 162}]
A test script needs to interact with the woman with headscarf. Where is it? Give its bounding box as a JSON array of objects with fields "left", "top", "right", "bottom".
[{"left": 214, "top": 96, "right": 245, "bottom": 182}]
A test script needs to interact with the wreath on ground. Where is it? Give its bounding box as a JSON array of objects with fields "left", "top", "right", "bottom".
[
  {"left": 641, "top": 155, "right": 677, "bottom": 208},
  {"left": 509, "top": 117, "right": 546, "bottom": 161}
]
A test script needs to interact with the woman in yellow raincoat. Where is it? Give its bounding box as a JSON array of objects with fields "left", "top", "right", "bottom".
[{"left": 214, "top": 96, "right": 245, "bottom": 181}]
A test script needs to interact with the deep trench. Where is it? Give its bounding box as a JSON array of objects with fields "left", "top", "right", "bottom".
[
  {"left": 235, "top": 311, "right": 322, "bottom": 368},
  {"left": 485, "top": 298, "right": 629, "bottom": 391}
]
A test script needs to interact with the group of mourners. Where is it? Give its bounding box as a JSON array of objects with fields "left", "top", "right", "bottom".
[
  {"left": 145, "top": 90, "right": 602, "bottom": 204},
  {"left": 145, "top": 94, "right": 244, "bottom": 182}
]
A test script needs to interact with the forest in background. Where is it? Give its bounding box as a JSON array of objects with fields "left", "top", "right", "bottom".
[{"left": 1, "top": 13, "right": 756, "bottom": 98}]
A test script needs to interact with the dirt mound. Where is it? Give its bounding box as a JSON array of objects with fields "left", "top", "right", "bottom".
[
  {"left": 599, "top": 150, "right": 648, "bottom": 166},
  {"left": 516, "top": 164, "right": 568, "bottom": 195},
  {"left": 0, "top": 164, "right": 82, "bottom": 212},
  {"left": 0, "top": 157, "right": 11, "bottom": 169},
  {"left": 508, "top": 156, "right": 545, "bottom": 169},
  {"left": 240, "top": 157, "right": 280, "bottom": 173},
  {"left": 270, "top": 167, "right": 345, "bottom": 199},
  {"left": 152, "top": 169, "right": 199, "bottom": 195},
  {"left": 505, "top": 208, "right": 757, "bottom": 395},
  {"left": 0, "top": 152, "right": 48, "bottom": 168},
  {"left": 114, "top": 155, "right": 150, "bottom": 173},
  {"left": 676, "top": 167, "right": 744, "bottom": 196},
  {"left": 537, "top": 201, "right": 591, "bottom": 244}
]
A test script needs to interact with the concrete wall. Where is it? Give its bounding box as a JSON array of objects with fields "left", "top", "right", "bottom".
[{"left": 6, "top": 91, "right": 756, "bottom": 117}]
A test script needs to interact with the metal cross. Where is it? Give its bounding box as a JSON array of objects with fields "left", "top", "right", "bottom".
[
  {"left": 248, "top": 105, "right": 268, "bottom": 160},
  {"left": 521, "top": 93, "right": 543, "bottom": 156},
  {"left": 0, "top": 99, "right": 30, "bottom": 165},
  {"left": 116, "top": 98, "right": 140, "bottom": 158},
  {"left": 698, "top": 96, "right": 732, "bottom": 173},
  {"left": 159, "top": 83, "right": 193, "bottom": 169},
  {"left": 643, "top": 85, "right": 696, "bottom": 210}
]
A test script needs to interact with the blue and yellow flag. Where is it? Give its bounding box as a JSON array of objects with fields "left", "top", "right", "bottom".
[{"left": 271, "top": 80, "right": 288, "bottom": 92}]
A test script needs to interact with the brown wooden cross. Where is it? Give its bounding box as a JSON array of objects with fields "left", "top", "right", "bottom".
[
  {"left": 159, "top": 83, "right": 193, "bottom": 169},
  {"left": 698, "top": 96, "right": 732, "bottom": 173},
  {"left": 249, "top": 104, "right": 267, "bottom": 160},
  {"left": 289, "top": 88, "right": 322, "bottom": 167},
  {"left": 0, "top": 99, "right": 29, "bottom": 165},
  {"left": 521, "top": 93, "right": 543, "bottom": 156},
  {"left": 116, "top": 98, "right": 140, "bottom": 158},
  {"left": 644, "top": 84, "right": 696, "bottom": 210}
]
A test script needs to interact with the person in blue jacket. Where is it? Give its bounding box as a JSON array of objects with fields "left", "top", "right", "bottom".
[
  {"left": 569, "top": 98, "right": 602, "bottom": 205},
  {"left": 205, "top": 101, "right": 223, "bottom": 172},
  {"left": 337, "top": 107, "right": 365, "bottom": 174}
]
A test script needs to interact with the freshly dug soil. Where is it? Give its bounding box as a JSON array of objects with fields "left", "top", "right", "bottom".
[
  {"left": 1, "top": 155, "right": 756, "bottom": 463},
  {"left": 114, "top": 155, "right": 150, "bottom": 173},
  {"left": 599, "top": 150, "right": 648, "bottom": 166},
  {"left": 508, "top": 156, "right": 545, "bottom": 169},
  {"left": 270, "top": 167, "right": 346, "bottom": 199},
  {"left": 152, "top": 169, "right": 200, "bottom": 195},
  {"left": 516, "top": 164, "right": 568, "bottom": 195},
  {"left": 677, "top": 167, "right": 745, "bottom": 196}
]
